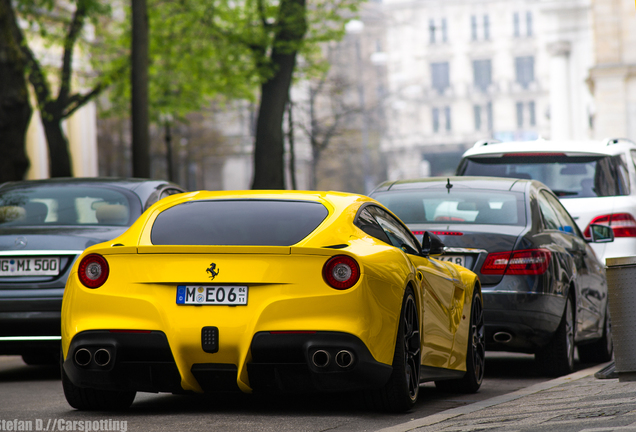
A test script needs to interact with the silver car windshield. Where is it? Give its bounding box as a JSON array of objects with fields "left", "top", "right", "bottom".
[
  {"left": 0, "top": 186, "right": 133, "bottom": 227},
  {"left": 373, "top": 190, "right": 526, "bottom": 226}
]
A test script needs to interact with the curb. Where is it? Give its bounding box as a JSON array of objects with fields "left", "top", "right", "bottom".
[{"left": 376, "top": 361, "right": 613, "bottom": 432}]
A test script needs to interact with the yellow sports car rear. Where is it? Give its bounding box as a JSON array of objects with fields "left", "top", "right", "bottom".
[{"left": 61, "top": 191, "right": 483, "bottom": 412}]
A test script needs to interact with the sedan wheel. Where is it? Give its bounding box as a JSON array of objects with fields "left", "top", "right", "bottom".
[{"left": 536, "top": 294, "right": 575, "bottom": 376}]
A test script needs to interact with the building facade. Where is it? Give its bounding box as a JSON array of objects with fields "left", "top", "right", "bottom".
[
  {"left": 379, "top": 0, "right": 594, "bottom": 179},
  {"left": 588, "top": 0, "right": 636, "bottom": 141}
]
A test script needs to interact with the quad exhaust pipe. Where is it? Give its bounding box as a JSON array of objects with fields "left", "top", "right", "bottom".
[
  {"left": 94, "top": 348, "right": 111, "bottom": 366},
  {"left": 74, "top": 348, "right": 92, "bottom": 367},
  {"left": 493, "top": 332, "right": 513, "bottom": 343},
  {"left": 74, "top": 347, "right": 112, "bottom": 367},
  {"left": 312, "top": 350, "right": 331, "bottom": 368},
  {"left": 311, "top": 349, "right": 355, "bottom": 369},
  {"left": 335, "top": 350, "right": 354, "bottom": 368}
]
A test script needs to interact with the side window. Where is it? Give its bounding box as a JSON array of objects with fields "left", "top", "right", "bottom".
[
  {"left": 537, "top": 192, "right": 561, "bottom": 231},
  {"left": 630, "top": 150, "right": 636, "bottom": 172},
  {"left": 367, "top": 206, "right": 421, "bottom": 255},
  {"left": 160, "top": 188, "right": 183, "bottom": 200},
  {"left": 543, "top": 191, "right": 580, "bottom": 236},
  {"left": 355, "top": 208, "right": 391, "bottom": 245},
  {"left": 613, "top": 155, "right": 631, "bottom": 195}
]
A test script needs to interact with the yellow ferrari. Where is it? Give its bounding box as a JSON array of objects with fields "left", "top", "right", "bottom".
[{"left": 61, "top": 191, "right": 484, "bottom": 412}]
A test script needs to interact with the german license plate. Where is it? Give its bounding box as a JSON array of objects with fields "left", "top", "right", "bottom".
[
  {"left": 0, "top": 257, "right": 60, "bottom": 276},
  {"left": 176, "top": 285, "right": 248, "bottom": 305},
  {"left": 439, "top": 255, "right": 465, "bottom": 267}
]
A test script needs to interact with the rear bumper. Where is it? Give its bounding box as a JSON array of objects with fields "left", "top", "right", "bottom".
[
  {"left": 483, "top": 289, "right": 566, "bottom": 353},
  {"left": 0, "top": 294, "right": 63, "bottom": 355},
  {"left": 63, "top": 330, "right": 392, "bottom": 394}
]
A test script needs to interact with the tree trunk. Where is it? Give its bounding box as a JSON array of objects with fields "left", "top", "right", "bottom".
[
  {"left": 131, "top": 0, "right": 150, "bottom": 178},
  {"left": 0, "top": 0, "right": 31, "bottom": 182},
  {"left": 42, "top": 115, "right": 73, "bottom": 177},
  {"left": 287, "top": 101, "right": 297, "bottom": 190},
  {"left": 251, "top": 0, "right": 307, "bottom": 190}
]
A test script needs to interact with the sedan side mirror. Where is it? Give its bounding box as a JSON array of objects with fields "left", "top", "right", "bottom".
[
  {"left": 421, "top": 231, "right": 445, "bottom": 256},
  {"left": 589, "top": 224, "right": 614, "bottom": 243}
]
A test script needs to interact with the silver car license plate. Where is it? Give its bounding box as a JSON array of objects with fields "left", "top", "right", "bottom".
[
  {"left": 0, "top": 257, "right": 60, "bottom": 276},
  {"left": 439, "top": 255, "right": 465, "bottom": 267}
]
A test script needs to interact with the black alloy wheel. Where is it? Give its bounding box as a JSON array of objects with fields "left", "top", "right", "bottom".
[
  {"left": 366, "top": 287, "right": 421, "bottom": 412},
  {"left": 435, "top": 288, "right": 485, "bottom": 393},
  {"left": 536, "top": 294, "right": 575, "bottom": 376}
]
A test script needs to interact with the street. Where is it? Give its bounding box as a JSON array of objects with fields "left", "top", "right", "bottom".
[{"left": 0, "top": 353, "right": 601, "bottom": 431}]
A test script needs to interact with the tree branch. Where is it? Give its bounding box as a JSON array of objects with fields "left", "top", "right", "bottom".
[{"left": 58, "top": 0, "right": 88, "bottom": 106}]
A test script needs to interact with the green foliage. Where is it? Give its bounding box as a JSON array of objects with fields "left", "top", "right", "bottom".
[{"left": 103, "top": 0, "right": 362, "bottom": 124}]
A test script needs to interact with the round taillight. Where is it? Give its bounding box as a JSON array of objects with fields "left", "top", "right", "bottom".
[
  {"left": 78, "top": 254, "right": 109, "bottom": 288},
  {"left": 323, "top": 255, "right": 360, "bottom": 290}
]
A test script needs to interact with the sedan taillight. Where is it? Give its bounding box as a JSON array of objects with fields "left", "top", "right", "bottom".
[
  {"left": 583, "top": 213, "right": 636, "bottom": 238},
  {"left": 481, "top": 249, "right": 551, "bottom": 276},
  {"left": 322, "top": 255, "right": 360, "bottom": 290},
  {"left": 78, "top": 254, "right": 109, "bottom": 288}
]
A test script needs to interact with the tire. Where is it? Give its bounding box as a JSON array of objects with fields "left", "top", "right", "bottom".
[
  {"left": 578, "top": 303, "right": 613, "bottom": 364},
  {"left": 62, "top": 366, "right": 136, "bottom": 411},
  {"left": 435, "top": 288, "right": 485, "bottom": 393},
  {"left": 367, "top": 287, "right": 421, "bottom": 412},
  {"left": 535, "top": 294, "right": 575, "bottom": 377}
]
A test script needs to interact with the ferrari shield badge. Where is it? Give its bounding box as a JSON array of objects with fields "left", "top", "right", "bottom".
[{"left": 206, "top": 263, "right": 220, "bottom": 280}]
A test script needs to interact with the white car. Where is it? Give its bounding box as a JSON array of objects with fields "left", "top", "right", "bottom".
[{"left": 457, "top": 138, "right": 636, "bottom": 264}]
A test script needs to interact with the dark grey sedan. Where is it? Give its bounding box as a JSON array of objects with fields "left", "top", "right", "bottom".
[
  {"left": 0, "top": 178, "right": 185, "bottom": 365},
  {"left": 371, "top": 176, "right": 614, "bottom": 376}
]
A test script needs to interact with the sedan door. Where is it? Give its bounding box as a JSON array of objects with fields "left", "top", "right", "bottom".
[{"left": 542, "top": 191, "right": 606, "bottom": 339}]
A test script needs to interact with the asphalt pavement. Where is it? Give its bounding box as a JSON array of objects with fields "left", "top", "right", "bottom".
[{"left": 380, "top": 361, "right": 636, "bottom": 432}]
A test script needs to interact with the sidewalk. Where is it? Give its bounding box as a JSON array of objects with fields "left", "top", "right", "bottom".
[{"left": 380, "top": 362, "right": 636, "bottom": 432}]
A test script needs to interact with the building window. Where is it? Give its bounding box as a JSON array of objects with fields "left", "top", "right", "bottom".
[
  {"left": 441, "top": 18, "right": 448, "bottom": 43},
  {"left": 516, "top": 102, "right": 524, "bottom": 129},
  {"left": 431, "top": 62, "right": 450, "bottom": 95},
  {"left": 483, "top": 15, "right": 490, "bottom": 40},
  {"left": 526, "top": 12, "right": 533, "bottom": 37},
  {"left": 473, "top": 59, "right": 492, "bottom": 92},
  {"left": 513, "top": 12, "right": 520, "bottom": 38},
  {"left": 429, "top": 19, "right": 436, "bottom": 44},
  {"left": 515, "top": 56, "right": 535, "bottom": 89},
  {"left": 474, "top": 105, "right": 482, "bottom": 131},
  {"left": 445, "top": 106, "right": 452, "bottom": 131},
  {"left": 471, "top": 15, "right": 477, "bottom": 41},
  {"left": 432, "top": 108, "right": 440, "bottom": 133},
  {"left": 529, "top": 101, "right": 536, "bottom": 126},
  {"left": 516, "top": 101, "right": 536, "bottom": 128}
]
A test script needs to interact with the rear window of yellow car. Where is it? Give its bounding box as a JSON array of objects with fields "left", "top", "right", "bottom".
[{"left": 151, "top": 199, "right": 329, "bottom": 246}]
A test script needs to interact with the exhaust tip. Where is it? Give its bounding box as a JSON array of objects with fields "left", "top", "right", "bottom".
[
  {"left": 493, "top": 332, "right": 513, "bottom": 343},
  {"left": 312, "top": 350, "right": 330, "bottom": 368},
  {"left": 74, "top": 348, "right": 92, "bottom": 367},
  {"left": 335, "top": 350, "right": 354, "bottom": 368},
  {"left": 93, "top": 348, "right": 111, "bottom": 367}
]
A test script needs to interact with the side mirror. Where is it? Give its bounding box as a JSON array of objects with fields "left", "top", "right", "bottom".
[
  {"left": 589, "top": 224, "right": 614, "bottom": 243},
  {"left": 421, "top": 231, "right": 445, "bottom": 256}
]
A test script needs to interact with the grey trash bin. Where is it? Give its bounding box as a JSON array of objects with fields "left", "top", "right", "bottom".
[{"left": 606, "top": 256, "right": 636, "bottom": 382}]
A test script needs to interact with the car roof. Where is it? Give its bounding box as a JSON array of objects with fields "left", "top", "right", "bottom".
[
  {"left": 462, "top": 138, "right": 636, "bottom": 158},
  {"left": 372, "top": 176, "right": 532, "bottom": 193},
  {"left": 0, "top": 177, "right": 179, "bottom": 192}
]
